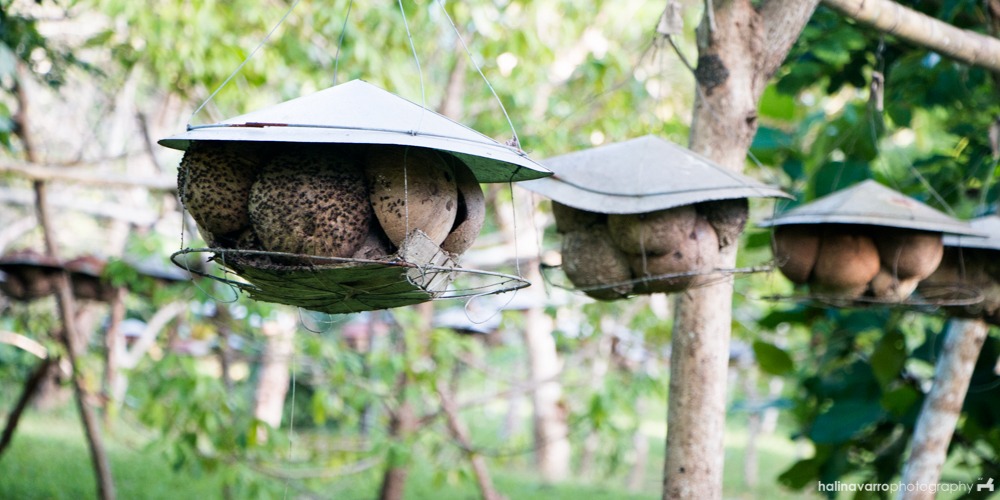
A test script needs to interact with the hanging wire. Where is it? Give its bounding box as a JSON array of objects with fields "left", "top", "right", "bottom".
[
  {"left": 433, "top": 0, "right": 520, "bottom": 148},
  {"left": 189, "top": 0, "right": 304, "bottom": 124},
  {"left": 397, "top": 0, "right": 428, "bottom": 134},
  {"left": 332, "top": 0, "right": 355, "bottom": 86},
  {"left": 284, "top": 338, "right": 297, "bottom": 500}
]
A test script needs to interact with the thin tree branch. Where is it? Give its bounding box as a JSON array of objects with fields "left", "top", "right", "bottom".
[
  {"left": 759, "top": 0, "right": 823, "bottom": 85},
  {"left": 0, "top": 160, "right": 176, "bottom": 191},
  {"left": 823, "top": 0, "right": 1000, "bottom": 73}
]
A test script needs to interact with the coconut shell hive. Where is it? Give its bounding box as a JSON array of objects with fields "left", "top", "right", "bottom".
[
  {"left": 519, "top": 135, "right": 791, "bottom": 301},
  {"left": 159, "top": 80, "right": 550, "bottom": 314},
  {"left": 919, "top": 216, "right": 1000, "bottom": 325},
  {"left": 760, "top": 180, "right": 983, "bottom": 302}
]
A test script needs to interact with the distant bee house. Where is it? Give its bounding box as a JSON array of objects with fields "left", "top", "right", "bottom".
[
  {"left": 760, "top": 180, "right": 984, "bottom": 305},
  {"left": 0, "top": 251, "right": 64, "bottom": 301},
  {"left": 920, "top": 216, "right": 1000, "bottom": 324},
  {"left": 159, "top": 80, "right": 550, "bottom": 314},
  {"left": 520, "top": 135, "right": 790, "bottom": 301},
  {"left": 0, "top": 252, "right": 186, "bottom": 303}
]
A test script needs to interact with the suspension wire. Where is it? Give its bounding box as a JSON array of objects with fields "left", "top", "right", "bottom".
[
  {"left": 397, "top": 0, "right": 428, "bottom": 134},
  {"left": 433, "top": 0, "right": 520, "bottom": 148},
  {"left": 332, "top": 0, "right": 355, "bottom": 86},
  {"left": 284, "top": 334, "right": 297, "bottom": 500},
  {"left": 189, "top": 0, "right": 304, "bottom": 124}
]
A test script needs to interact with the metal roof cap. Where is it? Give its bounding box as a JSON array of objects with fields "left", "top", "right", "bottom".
[
  {"left": 518, "top": 135, "right": 790, "bottom": 214},
  {"left": 944, "top": 215, "right": 1000, "bottom": 249},
  {"left": 760, "top": 180, "right": 982, "bottom": 236},
  {"left": 159, "top": 80, "right": 550, "bottom": 184}
]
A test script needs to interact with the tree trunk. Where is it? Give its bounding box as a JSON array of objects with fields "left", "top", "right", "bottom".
[
  {"left": 378, "top": 303, "right": 432, "bottom": 500},
  {"left": 34, "top": 182, "right": 117, "bottom": 500},
  {"left": 19, "top": 62, "right": 116, "bottom": 498},
  {"left": 437, "top": 381, "right": 504, "bottom": 500},
  {"left": 742, "top": 366, "right": 761, "bottom": 488},
  {"left": 103, "top": 287, "right": 127, "bottom": 425},
  {"left": 663, "top": 2, "right": 819, "bottom": 499},
  {"left": 899, "top": 319, "right": 989, "bottom": 500},
  {"left": 0, "top": 357, "right": 55, "bottom": 458},
  {"left": 627, "top": 397, "right": 651, "bottom": 493},
  {"left": 253, "top": 315, "right": 296, "bottom": 442},
  {"left": 523, "top": 263, "right": 571, "bottom": 483}
]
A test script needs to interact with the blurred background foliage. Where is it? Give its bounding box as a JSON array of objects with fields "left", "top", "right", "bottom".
[{"left": 0, "top": 0, "right": 997, "bottom": 498}]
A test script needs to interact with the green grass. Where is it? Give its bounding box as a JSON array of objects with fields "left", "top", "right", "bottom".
[
  {"left": 0, "top": 412, "right": 226, "bottom": 499},
  {"left": 0, "top": 406, "right": 816, "bottom": 499}
]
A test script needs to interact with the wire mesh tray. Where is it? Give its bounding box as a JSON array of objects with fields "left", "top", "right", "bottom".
[
  {"left": 757, "top": 282, "right": 985, "bottom": 310},
  {"left": 171, "top": 242, "right": 529, "bottom": 315},
  {"left": 539, "top": 262, "right": 772, "bottom": 299}
]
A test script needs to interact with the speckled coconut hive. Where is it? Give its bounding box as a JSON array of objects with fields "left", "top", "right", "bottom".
[
  {"left": 519, "top": 135, "right": 790, "bottom": 301},
  {"left": 161, "top": 80, "right": 550, "bottom": 314},
  {"left": 761, "top": 180, "right": 984, "bottom": 304}
]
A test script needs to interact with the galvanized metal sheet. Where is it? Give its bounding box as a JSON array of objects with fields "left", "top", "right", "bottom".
[
  {"left": 944, "top": 216, "right": 1000, "bottom": 249},
  {"left": 159, "top": 80, "right": 549, "bottom": 184},
  {"left": 518, "top": 135, "right": 790, "bottom": 214},
  {"left": 760, "top": 180, "right": 981, "bottom": 236}
]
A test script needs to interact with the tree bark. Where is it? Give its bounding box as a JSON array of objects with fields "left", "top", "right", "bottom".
[
  {"left": 17, "top": 64, "right": 116, "bottom": 499},
  {"left": 523, "top": 263, "right": 571, "bottom": 483},
  {"left": 899, "top": 319, "right": 989, "bottom": 500},
  {"left": 103, "top": 287, "right": 127, "bottom": 425},
  {"left": 378, "top": 302, "right": 432, "bottom": 500},
  {"left": 436, "top": 381, "right": 504, "bottom": 500},
  {"left": 34, "top": 182, "right": 117, "bottom": 500},
  {"left": 0, "top": 357, "right": 55, "bottom": 459},
  {"left": 663, "top": 2, "right": 819, "bottom": 499},
  {"left": 823, "top": 0, "right": 1000, "bottom": 74},
  {"left": 253, "top": 315, "right": 296, "bottom": 442}
]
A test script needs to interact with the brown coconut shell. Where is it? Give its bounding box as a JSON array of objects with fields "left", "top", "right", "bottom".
[
  {"left": 226, "top": 228, "right": 271, "bottom": 268},
  {"left": 608, "top": 205, "right": 697, "bottom": 255},
  {"left": 810, "top": 228, "right": 881, "bottom": 298},
  {"left": 352, "top": 220, "right": 395, "bottom": 261},
  {"left": 249, "top": 148, "right": 372, "bottom": 259},
  {"left": 921, "top": 247, "right": 1000, "bottom": 323},
  {"left": 772, "top": 225, "right": 820, "bottom": 285},
  {"left": 552, "top": 202, "right": 606, "bottom": 234},
  {"left": 631, "top": 215, "right": 719, "bottom": 294},
  {"left": 440, "top": 158, "right": 486, "bottom": 255},
  {"left": 695, "top": 198, "right": 748, "bottom": 248},
  {"left": 868, "top": 268, "right": 921, "bottom": 301},
  {"left": 366, "top": 146, "right": 458, "bottom": 247},
  {"left": 179, "top": 141, "right": 264, "bottom": 238},
  {"left": 562, "top": 226, "right": 633, "bottom": 301},
  {"left": 873, "top": 229, "right": 944, "bottom": 281}
]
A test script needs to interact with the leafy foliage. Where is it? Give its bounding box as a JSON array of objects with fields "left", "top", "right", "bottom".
[{"left": 758, "top": 5, "right": 1000, "bottom": 494}]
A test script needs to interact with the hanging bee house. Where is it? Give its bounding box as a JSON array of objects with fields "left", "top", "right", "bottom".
[
  {"left": 520, "top": 135, "right": 790, "bottom": 300},
  {"left": 760, "top": 180, "right": 984, "bottom": 305},
  {"left": 919, "top": 216, "right": 1000, "bottom": 324},
  {"left": 160, "top": 80, "right": 550, "bottom": 315},
  {"left": 0, "top": 250, "right": 63, "bottom": 301}
]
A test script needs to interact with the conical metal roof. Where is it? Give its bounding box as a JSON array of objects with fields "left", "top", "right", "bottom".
[
  {"left": 944, "top": 215, "right": 1000, "bottom": 249},
  {"left": 518, "top": 135, "right": 790, "bottom": 214},
  {"left": 760, "top": 179, "right": 981, "bottom": 235},
  {"left": 159, "top": 80, "right": 550, "bottom": 183}
]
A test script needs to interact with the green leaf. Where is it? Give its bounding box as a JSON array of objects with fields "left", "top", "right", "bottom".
[
  {"left": 753, "top": 341, "right": 794, "bottom": 376},
  {"left": 759, "top": 85, "right": 797, "bottom": 121},
  {"left": 870, "top": 329, "right": 907, "bottom": 388},
  {"left": 809, "top": 399, "right": 884, "bottom": 444},
  {"left": 880, "top": 386, "right": 920, "bottom": 417},
  {"left": 778, "top": 457, "right": 822, "bottom": 490}
]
